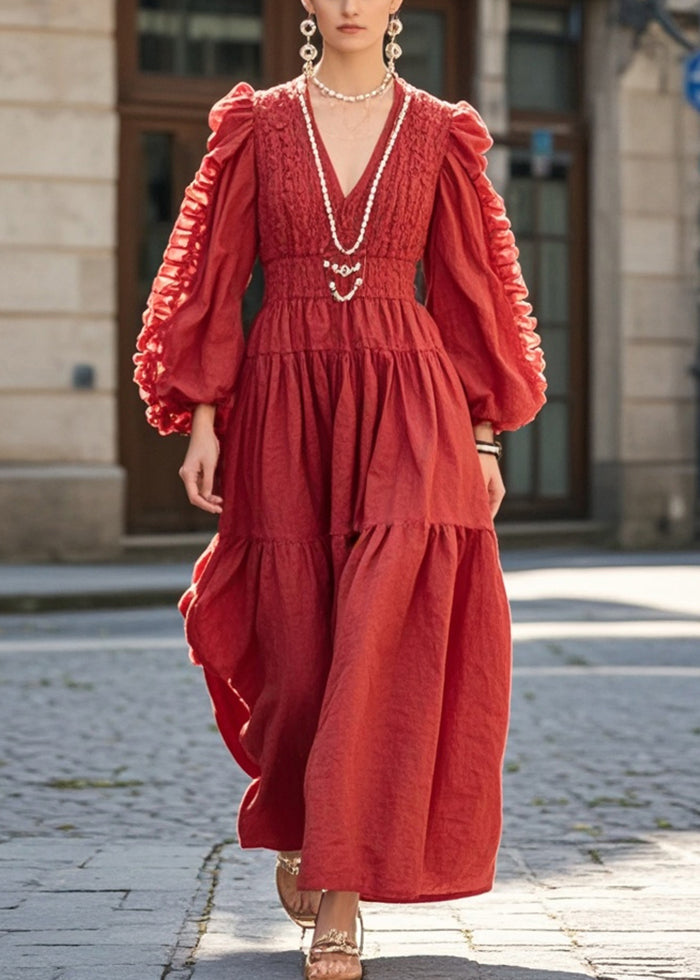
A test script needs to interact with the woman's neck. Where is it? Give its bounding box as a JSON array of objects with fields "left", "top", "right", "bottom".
[{"left": 313, "top": 48, "right": 390, "bottom": 96}]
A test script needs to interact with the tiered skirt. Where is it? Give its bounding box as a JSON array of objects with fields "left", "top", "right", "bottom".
[{"left": 180, "top": 294, "right": 512, "bottom": 903}]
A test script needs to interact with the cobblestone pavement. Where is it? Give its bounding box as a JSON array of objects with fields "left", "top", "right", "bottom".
[{"left": 0, "top": 550, "right": 699, "bottom": 979}]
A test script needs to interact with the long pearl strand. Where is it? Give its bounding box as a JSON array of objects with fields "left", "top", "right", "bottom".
[
  {"left": 297, "top": 77, "right": 412, "bottom": 302},
  {"left": 312, "top": 68, "right": 395, "bottom": 103}
]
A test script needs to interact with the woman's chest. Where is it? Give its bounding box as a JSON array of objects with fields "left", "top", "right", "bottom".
[
  {"left": 307, "top": 95, "right": 395, "bottom": 199},
  {"left": 253, "top": 86, "right": 451, "bottom": 261}
]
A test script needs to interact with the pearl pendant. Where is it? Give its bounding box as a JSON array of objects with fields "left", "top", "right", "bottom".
[
  {"left": 329, "top": 277, "right": 364, "bottom": 302},
  {"left": 324, "top": 259, "right": 364, "bottom": 301},
  {"left": 324, "top": 259, "right": 362, "bottom": 278}
]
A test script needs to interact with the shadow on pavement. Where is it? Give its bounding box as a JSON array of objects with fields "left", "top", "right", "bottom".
[
  {"left": 192, "top": 950, "right": 594, "bottom": 980},
  {"left": 500, "top": 549, "right": 700, "bottom": 572},
  {"left": 364, "top": 957, "right": 593, "bottom": 979},
  {"left": 509, "top": 596, "right": 700, "bottom": 622}
]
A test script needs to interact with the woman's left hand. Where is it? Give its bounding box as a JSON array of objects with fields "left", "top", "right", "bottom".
[{"left": 478, "top": 453, "right": 506, "bottom": 519}]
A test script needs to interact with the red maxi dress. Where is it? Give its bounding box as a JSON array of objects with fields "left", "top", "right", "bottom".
[{"left": 134, "top": 76, "right": 546, "bottom": 904}]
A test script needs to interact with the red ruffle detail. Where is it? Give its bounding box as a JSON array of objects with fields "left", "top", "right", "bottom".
[
  {"left": 133, "top": 82, "right": 256, "bottom": 436},
  {"left": 452, "top": 102, "right": 547, "bottom": 419}
]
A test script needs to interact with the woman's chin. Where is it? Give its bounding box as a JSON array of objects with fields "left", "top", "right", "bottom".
[{"left": 326, "top": 30, "right": 376, "bottom": 52}]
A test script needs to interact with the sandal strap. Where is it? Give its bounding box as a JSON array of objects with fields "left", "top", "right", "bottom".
[
  {"left": 309, "top": 928, "right": 360, "bottom": 958},
  {"left": 276, "top": 853, "right": 301, "bottom": 876}
]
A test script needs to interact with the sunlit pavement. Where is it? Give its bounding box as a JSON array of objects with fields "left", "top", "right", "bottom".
[{"left": 0, "top": 548, "right": 698, "bottom": 979}]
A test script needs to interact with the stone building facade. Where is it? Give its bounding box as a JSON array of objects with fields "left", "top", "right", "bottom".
[
  {"left": 586, "top": 3, "right": 699, "bottom": 547},
  {"left": 0, "top": 1, "right": 121, "bottom": 558},
  {"left": 0, "top": 0, "right": 697, "bottom": 559}
]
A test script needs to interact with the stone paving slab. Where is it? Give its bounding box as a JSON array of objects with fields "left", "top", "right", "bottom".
[
  {"left": 0, "top": 838, "right": 213, "bottom": 979},
  {"left": 50, "top": 972, "right": 162, "bottom": 980},
  {"left": 0, "top": 563, "right": 192, "bottom": 598}
]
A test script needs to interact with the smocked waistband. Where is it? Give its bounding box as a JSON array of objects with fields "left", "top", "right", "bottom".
[{"left": 262, "top": 254, "right": 419, "bottom": 302}]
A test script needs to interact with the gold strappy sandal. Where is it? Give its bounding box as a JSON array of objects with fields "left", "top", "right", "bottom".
[
  {"left": 304, "top": 911, "right": 364, "bottom": 980},
  {"left": 304, "top": 904, "right": 365, "bottom": 980},
  {"left": 275, "top": 853, "right": 318, "bottom": 933}
]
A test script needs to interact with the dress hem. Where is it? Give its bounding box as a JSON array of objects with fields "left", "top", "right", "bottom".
[{"left": 238, "top": 840, "right": 495, "bottom": 904}]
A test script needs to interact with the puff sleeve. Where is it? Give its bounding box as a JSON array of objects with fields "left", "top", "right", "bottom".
[
  {"left": 133, "top": 81, "right": 258, "bottom": 437},
  {"left": 423, "top": 102, "right": 546, "bottom": 433}
]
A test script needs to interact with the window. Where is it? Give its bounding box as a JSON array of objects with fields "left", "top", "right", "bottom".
[
  {"left": 508, "top": 3, "right": 582, "bottom": 113},
  {"left": 400, "top": 10, "right": 447, "bottom": 96},
  {"left": 138, "top": 0, "right": 263, "bottom": 80},
  {"left": 505, "top": 157, "right": 573, "bottom": 499}
]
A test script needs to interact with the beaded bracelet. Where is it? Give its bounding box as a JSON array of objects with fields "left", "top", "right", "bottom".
[{"left": 475, "top": 440, "right": 503, "bottom": 461}]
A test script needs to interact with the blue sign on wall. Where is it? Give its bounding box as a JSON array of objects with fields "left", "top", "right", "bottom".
[
  {"left": 684, "top": 51, "right": 700, "bottom": 112},
  {"left": 530, "top": 128, "right": 554, "bottom": 178}
]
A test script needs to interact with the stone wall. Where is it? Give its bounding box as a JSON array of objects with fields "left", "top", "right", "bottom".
[
  {"left": 588, "top": 5, "right": 699, "bottom": 547},
  {"left": 0, "top": 1, "right": 123, "bottom": 559}
]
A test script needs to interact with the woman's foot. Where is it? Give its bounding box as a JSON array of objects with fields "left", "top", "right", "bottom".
[
  {"left": 276, "top": 851, "right": 322, "bottom": 925},
  {"left": 305, "top": 890, "right": 362, "bottom": 979}
]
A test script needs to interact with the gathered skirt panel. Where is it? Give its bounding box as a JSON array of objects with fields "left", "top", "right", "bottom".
[{"left": 219, "top": 297, "right": 494, "bottom": 540}]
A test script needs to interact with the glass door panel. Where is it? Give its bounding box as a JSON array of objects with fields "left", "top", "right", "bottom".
[
  {"left": 506, "top": 423, "right": 534, "bottom": 496},
  {"left": 400, "top": 10, "right": 447, "bottom": 96},
  {"left": 539, "top": 238, "right": 569, "bottom": 324},
  {"left": 508, "top": 4, "right": 582, "bottom": 113},
  {"left": 537, "top": 400, "right": 569, "bottom": 497},
  {"left": 503, "top": 157, "right": 575, "bottom": 506},
  {"left": 138, "top": 0, "right": 263, "bottom": 80},
  {"left": 139, "top": 131, "right": 174, "bottom": 310},
  {"left": 540, "top": 326, "right": 569, "bottom": 399}
]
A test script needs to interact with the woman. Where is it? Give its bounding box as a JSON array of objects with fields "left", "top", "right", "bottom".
[{"left": 134, "top": 1, "right": 546, "bottom": 977}]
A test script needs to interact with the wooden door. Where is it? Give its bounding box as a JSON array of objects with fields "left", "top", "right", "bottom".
[
  {"left": 118, "top": 0, "right": 477, "bottom": 532},
  {"left": 499, "top": 0, "right": 589, "bottom": 518}
]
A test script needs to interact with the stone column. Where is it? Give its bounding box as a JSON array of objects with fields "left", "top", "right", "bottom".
[
  {"left": 0, "top": 1, "right": 123, "bottom": 559},
  {"left": 587, "top": 4, "right": 699, "bottom": 547}
]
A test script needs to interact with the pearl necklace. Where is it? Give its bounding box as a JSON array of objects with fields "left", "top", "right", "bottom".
[
  {"left": 298, "top": 78, "right": 411, "bottom": 302},
  {"left": 312, "top": 69, "right": 395, "bottom": 103}
]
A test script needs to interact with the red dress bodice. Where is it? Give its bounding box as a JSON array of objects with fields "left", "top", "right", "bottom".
[{"left": 134, "top": 77, "right": 546, "bottom": 439}]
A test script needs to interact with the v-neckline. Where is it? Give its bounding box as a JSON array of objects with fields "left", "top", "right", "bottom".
[{"left": 302, "top": 76, "right": 405, "bottom": 207}]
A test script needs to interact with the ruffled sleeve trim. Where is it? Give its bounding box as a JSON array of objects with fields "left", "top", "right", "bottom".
[
  {"left": 448, "top": 102, "right": 547, "bottom": 423},
  {"left": 133, "top": 82, "right": 256, "bottom": 436}
]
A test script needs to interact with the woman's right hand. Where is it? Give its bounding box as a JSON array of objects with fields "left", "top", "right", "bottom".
[{"left": 178, "top": 405, "right": 223, "bottom": 515}]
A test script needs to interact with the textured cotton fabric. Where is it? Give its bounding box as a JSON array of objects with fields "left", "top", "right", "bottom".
[{"left": 134, "top": 77, "right": 546, "bottom": 903}]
